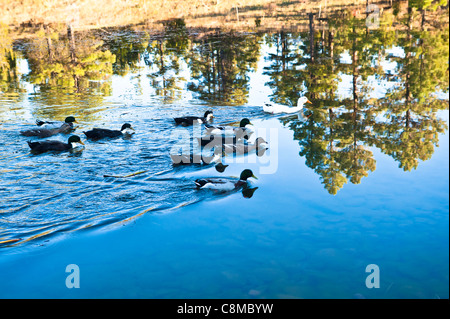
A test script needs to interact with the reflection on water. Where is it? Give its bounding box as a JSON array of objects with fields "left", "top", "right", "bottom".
[{"left": 0, "top": 2, "right": 448, "bottom": 246}]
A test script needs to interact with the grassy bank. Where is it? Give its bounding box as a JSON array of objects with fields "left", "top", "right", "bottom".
[{"left": 1, "top": 0, "right": 383, "bottom": 32}]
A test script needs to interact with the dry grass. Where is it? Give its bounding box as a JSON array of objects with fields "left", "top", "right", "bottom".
[
  {"left": 2, "top": 0, "right": 447, "bottom": 38},
  {"left": 1, "top": 0, "right": 273, "bottom": 27},
  {"left": 1, "top": 0, "right": 374, "bottom": 31}
]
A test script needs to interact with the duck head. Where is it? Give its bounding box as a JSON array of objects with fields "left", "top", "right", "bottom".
[
  {"left": 121, "top": 123, "right": 135, "bottom": 135},
  {"left": 239, "top": 118, "right": 252, "bottom": 128},
  {"left": 297, "top": 97, "right": 312, "bottom": 107},
  {"left": 65, "top": 116, "right": 77, "bottom": 127},
  {"left": 255, "top": 137, "right": 268, "bottom": 146},
  {"left": 204, "top": 110, "right": 214, "bottom": 122},
  {"left": 68, "top": 135, "right": 84, "bottom": 148},
  {"left": 240, "top": 169, "right": 257, "bottom": 181}
]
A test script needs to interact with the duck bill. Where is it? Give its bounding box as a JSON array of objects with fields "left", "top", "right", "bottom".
[
  {"left": 306, "top": 100, "right": 313, "bottom": 104},
  {"left": 78, "top": 140, "right": 85, "bottom": 145},
  {"left": 251, "top": 174, "right": 258, "bottom": 180}
]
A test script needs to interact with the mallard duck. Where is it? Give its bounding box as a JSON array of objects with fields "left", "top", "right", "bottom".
[
  {"left": 194, "top": 169, "right": 257, "bottom": 191},
  {"left": 204, "top": 118, "right": 253, "bottom": 138},
  {"left": 263, "top": 97, "right": 312, "bottom": 114},
  {"left": 83, "top": 123, "right": 134, "bottom": 140},
  {"left": 20, "top": 122, "right": 74, "bottom": 137},
  {"left": 222, "top": 137, "right": 268, "bottom": 156},
  {"left": 27, "top": 135, "right": 84, "bottom": 153},
  {"left": 174, "top": 110, "right": 213, "bottom": 126},
  {"left": 35, "top": 116, "right": 77, "bottom": 128},
  {"left": 197, "top": 134, "right": 249, "bottom": 147},
  {"left": 170, "top": 152, "right": 222, "bottom": 165}
]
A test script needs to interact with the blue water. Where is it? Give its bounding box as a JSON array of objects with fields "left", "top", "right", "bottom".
[
  {"left": 0, "top": 113, "right": 448, "bottom": 298},
  {"left": 0, "top": 25, "right": 448, "bottom": 298}
]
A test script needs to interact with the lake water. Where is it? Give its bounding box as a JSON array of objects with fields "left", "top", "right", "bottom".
[{"left": 0, "top": 9, "right": 448, "bottom": 298}]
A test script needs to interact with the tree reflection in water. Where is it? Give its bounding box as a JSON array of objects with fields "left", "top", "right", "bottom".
[{"left": 1, "top": 1, "right": 448, "bottom": 195}]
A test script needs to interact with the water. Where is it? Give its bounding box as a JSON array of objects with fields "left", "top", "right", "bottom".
[{"left": 0, "top": 7, "right": 448, "bottom": 298}]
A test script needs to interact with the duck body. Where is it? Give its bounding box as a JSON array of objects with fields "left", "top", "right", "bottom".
[
  {"left": 194, "top": 178, "right": 245, "bottom": 191},
  {"left": 222, "top": 137, "right": 268, "bottom": 156},
  {"left": 174, "top": 110, "right": 213, "bottom": 126},
  {"left": 83, "top": 128, "right": 123, "bottom": 139},
  {"left": 194, "top": 169, "right": 257, "bottom": 191},
  {"left": 204, "top": 118, "right": 253, "bottom": 138},
  {"left": 35, "top": 116, "right": 77, "bottom": 129},
  {"left": 170, "top": 152, "right": 221, "bottom": 165},
  {"left": 20, "top": 122, "right": 74, "bottom": 138},
  {"left": 197, "top": 134, "right": 248, "bottom": 147},
  {"left": 263, "top": 97, "right": 312, "bottom": 114},
  {"left": 27, "top": 135, "right": 84, "bottom": 154},
  {"left": 83, "top": 123, "right": 134, "bottom": 140}
]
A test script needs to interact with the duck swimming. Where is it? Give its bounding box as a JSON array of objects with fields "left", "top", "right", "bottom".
[
  {"left": 263, "top": 97, "right": 312, "bottom": 114},
  {"left": 27, "top": 135, "right": 84, "bottom": 154},
  {"left": 194, "top": 169, "right": 257, "bottom": 191},
  {"left": 83, "top": 123, "right": 134, "bottom": 140},
  {"left": 35, "top": 116, "right": 77, "bottom": 128},
  {"left": 20, "top": 121, "right": 75, "bottom": 138},
  {"left": 204, "top": 118, "right": 253, "bottom": 138},
  {"left": 170, "top": 151, "right": 222, "bottom": 165},
  {"left": 174, "top": 110, "right": 213, "bottom": 126},
  {"left": 221, "top": 137, "right": 268, "bottom": 156},
  {"left": 197, "top": 134, "right": 249, "bottom": 147}
]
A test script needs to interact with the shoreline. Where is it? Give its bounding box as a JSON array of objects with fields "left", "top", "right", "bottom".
[{"left": 4, "top": 0, "right": 446, "bottom": 41}]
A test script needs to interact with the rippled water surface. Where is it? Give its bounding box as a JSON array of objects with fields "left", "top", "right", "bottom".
[
  {"left": 0, "top": 96, "right": 264, "bottom": 244},
  {"left": 0, "top": 6, "right": 448, "bottom": 298}
]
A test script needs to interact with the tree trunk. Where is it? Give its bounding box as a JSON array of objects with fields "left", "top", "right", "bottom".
[
  {"left": 308, "top": 13, "right": 315, "bottom": 63},
  {"left": 352, "top": 25, "right": 358, "bottom": 121},
  {"left": 45, "top": 26, "right": 54, "bottom": 63},
  {"left": 67, "top": 24, "right": 76, "bottom": 64}
]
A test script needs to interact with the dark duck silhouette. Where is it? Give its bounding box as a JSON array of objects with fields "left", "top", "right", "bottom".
[
  {"left": 174, "top": 110, "right": 213, "bottom": 126},
  {"left": 197, "top": 134, "right": 249, "bottom": 147},
  {"left": 83, "top": 123, "right": 134, "bottom": 140},
  {"left": 21, "top": 116, "right": 76, "bottom": 138},
  {"left": 170, "top": 150, "right": 222, "bottom": 166},
  {"left": 27, "top": 135, "right": 84, "bottom": 154},
  {"left": 35, "top": 116, "right": 77, "bottom": 128},
  {"left": 204, "top": 118, "right": 253, "bottom": 139}
]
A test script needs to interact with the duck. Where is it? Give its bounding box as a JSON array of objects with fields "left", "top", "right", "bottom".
[
  {"left": 83, "top": 123, "right": 134, "bottom": 140},
  {"left": 170, "top": 151, "right": 222, "bottom": 166},
  {"left": 174, "top": 110, "right": 213, "bottom": 126},
  {"left": 35, "top": 116, "right": 77, "bottom": 128},
  {"left": 197, "top": 134, "right": 249, "bottom": 147},
  {"left": 222, "top": 137, "right": 268, "bottom": 156},
  {"left": 263, "top": 96, "right": 312, "bottom": 114},
  {"left": 204, "top": 118, "right": 253, "bottom": 138},
  {"left": 20, "top": 121, "right": 75, "bottom": 138},
  {"left": 27, "top": 135, "right": 84, "bottom": 154},
  {"left": 194, "top": 169, "right": 257, "bottom": 191}
]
